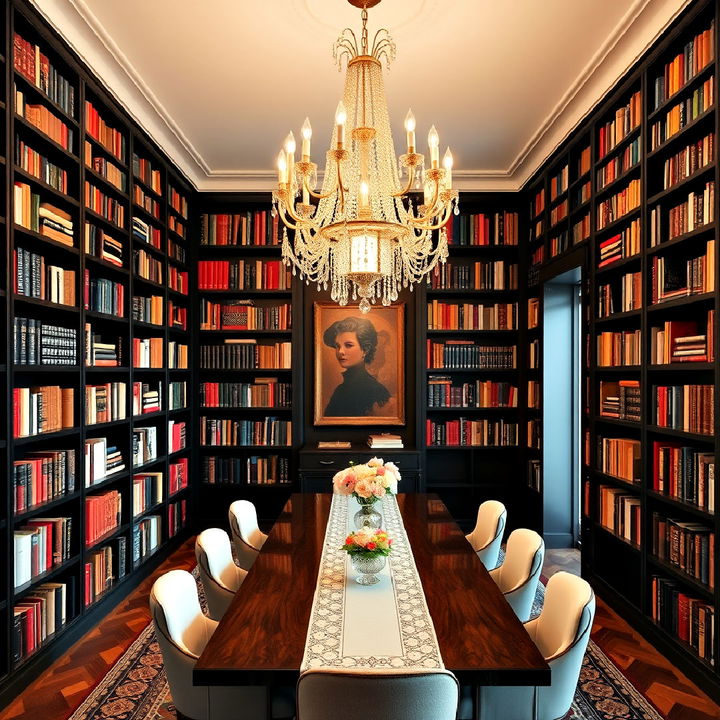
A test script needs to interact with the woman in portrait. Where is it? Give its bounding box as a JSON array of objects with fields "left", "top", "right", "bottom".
[{"left": 323, "top": 316, "right": 390, "bottom": 417}]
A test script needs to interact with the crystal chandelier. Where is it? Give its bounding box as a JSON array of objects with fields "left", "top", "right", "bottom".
[{"left": 273, "top": 0, "right": 457, "bottom": 313}]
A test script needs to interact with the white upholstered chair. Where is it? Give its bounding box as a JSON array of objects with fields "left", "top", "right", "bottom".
[
  {"left": 489, "top": 528, "right": 545, "bottom": 622},
  {"left": 478, "top": 572, "right": 596, "bottom": 720},
  {"left": 149, "top": 569, "right": 266, "bottom": 720},
  {"left": 195, "top": 528, "right": 248, "bottom": 621},
  {"left": 297, "top": 669, "right": 459, "bottom": 720},
  {"left": 465, "top": 500, "right": 507, "bottom": 570},
  {"left": 228, "top": 500, "right": 268, "bottom": 571}
]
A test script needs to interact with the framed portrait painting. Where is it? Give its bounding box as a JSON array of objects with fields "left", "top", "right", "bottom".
[{"left": 314, "top": 302, "right": 405, "bottom": 426}]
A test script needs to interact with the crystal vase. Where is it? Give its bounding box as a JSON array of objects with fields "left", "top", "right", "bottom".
[
  {"left": 351, "top": 553, "right": 387, "bottom": 585},
  {"left": 353, "top": 496, "right": 382, "bottom": 529}
]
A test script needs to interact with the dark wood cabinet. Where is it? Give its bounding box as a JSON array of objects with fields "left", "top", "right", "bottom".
[{"left": 298, "top": 446, "right": 422, "bottom": 493}]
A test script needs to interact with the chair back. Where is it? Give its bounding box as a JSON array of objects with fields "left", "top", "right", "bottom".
[
  {"left": 228, "top": 500, "right": 266, "bottom": 571},
  {"left": 494, "top": 528, "right": 544, "bottom": 592},
  {"left": 466, "top": 500, "right": 506, "bottom": 569},
  {"left": 195, "top": 529, "right": 247, "bottom": 621},
  {"left": 297, "top": 670, "right": 459, "bottom": 720}
]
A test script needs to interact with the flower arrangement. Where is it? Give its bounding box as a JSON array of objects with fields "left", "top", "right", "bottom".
[
  {"left": 332, "top": 457, "right": 401, "bottom": 500},
  {"left": 341, "top": 527, "right": 393, "bottom": 558}
]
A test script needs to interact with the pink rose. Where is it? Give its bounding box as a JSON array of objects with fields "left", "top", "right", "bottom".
[{"left": 375, "top": 466, "right": 386, "bottom": 476}]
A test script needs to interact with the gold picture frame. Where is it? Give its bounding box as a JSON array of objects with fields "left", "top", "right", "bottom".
[{"left": 314, "top": 302, "right": 405, "bottom": 426}]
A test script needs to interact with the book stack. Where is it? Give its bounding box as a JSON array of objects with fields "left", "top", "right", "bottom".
[
  {"left": 133, "top": 426, "right": 158, "bottom": 467},
  {"left": 598, "top": 220, "right": 641, "bottom": 267},
  {"left": 599, "top": 380, "right": 641, "bottom": 421},
  {"left": 84, "top": 326, "right": 121, "bottom": 367},
  {"left": 133, "top": 516, "right": 161, "bottom": 563},
  {"left": 38, "top": 203, "right": 74, "bottom": 246},
  {"left": 168, "top": 499, "right": 187, "bottom": 538},
  {"left": 84, "top": 438, "right": 125, "bottom": 487},
  {"left": 85, "top": 226, "right": 123, "bottom": 266},
  {"left": 132, "top": 472, "right": 163, "bottom": 516},
  {"left": 368, "top": 433, "right": 403, "bottom": 449},
  {"left": 132, "top": 382, "right": 161, "bottom": 415},
  {"left": 13, "top": 582, "right": 71, "bottom": 663},
  {"left": 651, "top": 315, "right": 714, "bottom": 363}
]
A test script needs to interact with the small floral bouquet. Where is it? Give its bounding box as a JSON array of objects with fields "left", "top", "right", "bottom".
[
  {"left": 332, "top": 457, "right": 401, "bottom": 500},
  {"left": 341, "top": 527, "right": 393, "bottom": 558}
]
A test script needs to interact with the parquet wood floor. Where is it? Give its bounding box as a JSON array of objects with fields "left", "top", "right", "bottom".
[{"left": 0, "top": 542, "right": 718, "bottom": 720}]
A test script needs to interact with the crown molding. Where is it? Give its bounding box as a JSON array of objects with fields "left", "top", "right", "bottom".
[{"left": 29, "top": 0, "right": 691, "bottom": 193}]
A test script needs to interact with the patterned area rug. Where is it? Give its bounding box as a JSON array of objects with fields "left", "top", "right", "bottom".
[{"left": 68, "top": 575, "right": 664, "bottom": 720}]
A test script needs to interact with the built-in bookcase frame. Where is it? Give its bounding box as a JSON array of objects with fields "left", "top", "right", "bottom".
[
  {"left": 525, "top": 0, "right": 720, "bottom": 700},
  {"left": 0, "top": 0, "right": 194, "bottom": 702}
]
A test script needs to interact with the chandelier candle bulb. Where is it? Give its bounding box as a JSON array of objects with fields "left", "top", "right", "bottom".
[
  {"left": 443, "top": 148, "right": 453, "bottom": 188},
  {"left": 404, "top": 109, "right": 416, "bottom": 152},
  {"left": 359, "top": 181, "right": 369, "bottom": 209},
  {"left": 301, "top": 117, "right": 312, "bottom": 161},
  {"left": 335, "top": 101, "right": 347, "bottom": 149},
  {"left": 277, "top": 151, "right": 287, "bottom": 185},
  {"left": 428, "top": 125, "right": 440, "bottom": 168}
]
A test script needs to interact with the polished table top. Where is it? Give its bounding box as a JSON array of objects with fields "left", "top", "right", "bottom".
[{"left": 194, "top": 493, "right": 550, "bottom": 686}]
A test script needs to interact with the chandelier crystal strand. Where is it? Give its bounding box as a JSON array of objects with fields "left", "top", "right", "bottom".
[{"left": 275, "top": 0, "right": 457, "bottom": 313}]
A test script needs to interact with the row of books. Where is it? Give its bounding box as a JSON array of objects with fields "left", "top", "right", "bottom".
[
  {"left": 596, "top": 138, "right": 640, "bottom": 192},
  {"left": 134, "top": 248, "right": 163, "bottom": 284},
  {"left": 650, "top": 240, "right": 715, "bottom": 303},
  {"left": 14, "top": 581, "right": 73, "bottom": 664},
  {"left": 598, "top": 485, "right": 641, "bottom": 545},
  {"left": 597, "top": 91, "right": 642, "bottom": 160},
  {"left": 597, "top": 436, "right": 641, "bottom": 484},
  {"left": 134, "top": 516, "right": 161, "bottom": 563},
  {"left": 661, "top": 133, "right": 714, "bottom": 190},
  {"left": 597, "top": 271, "right": 642, "bottom": 317},
  {"left": 13, "top": 386, "right": 74, "bottom": 438},
  {"left": 446, "top": 211, "right": 519, "bottom": 246},
  {"left": 85, "top": 141, "right": 126, "bottom": 192},
  {"left": 16, "top": 138, "right": 69, "bottom": 195},
  {"left": 651, "top": 513, "right": 714, "bottom": 588},
  {"left": 84, "top": 539, "right": 125, "bottom": 607},
  {"left": 200, "top": 211, "right": 280, "bottom": 246},
  {"left": 651, "top": 575, "right": 715, "bottom": 664},
  {"left": 650, "top": 77, "right": 713, "bottom": 151},
  {"left": 133, "top": 382, "right": 161, "bottom": 415},
  {"left": 132, "top": 153, "right": 162, "bottom": 195},
  {"left": 85, "top": 382, "right": 126, "bottom": 425},
  {"left": 426, "top": 302, "right": 517, "bottom": 331},
  {"left": 527, "top": 419, "right": 540, "bottom": 449},
  {"left": 133, "top": 426, "right": 158, "bottom": 468},
  {"left": 13, "top": 449, "right": 77, "bottom": 514},
  {"left": 549, "top": 199, "right": 568, "bottom": 228},
  {"left": 653, "top": 384, "right": 714, "bottom": 435},
  {"left": 167, "top": 237, "right": 186, "bottom": 262},
  {"left": 85, "top": 101, "right": 125, "bottom": 162},
  {"left": 650, "top": 314, "right": 714, "bottom": 364},
  {"left": 578, "top": 146, "right": 591, "bottom": 176},
  {"left": 85, "top": 225, "right": 123, "bottom": 266},
  {"left": 528, "top": 459, "right": 542, "bottom": 492},
  {"left": 133, "top": 186, "right": 161, "bottom": 221},
  {"left": 199, "top": 340, "right": 292, "bottom": 370},
  {"left": 200, "top": 300, "right": 292, "bottom": 331},
  {"left": 197, "top": 259, "right": 291, "bottom": 291},
  {"left": 133, "top": 337, "right": 163, "bottom": 369},
  {"left": 427, "top": 261, "right": 518, "bottom": 291},
  {"left": 84, "top": 438, "right": 124, "bottom": 487},
  {"left": 597, "top": 219, "right": 641, "bottom": 267},
  {"left": 597, "top": 329, "right": 641, "bottom": 367},
  {"left": 599, "top": 380, "right": 641, "bottom": 421},
  {"left": 16, "top": 87, "right": 74, "bottom": 152},
  {"left": 132, "top": 294, "right": 163, "bottom": 325},
  {"left": 169, "top": 187, "right": 188, "bottom": 218},
  {"left": 529, "top": 339, "right": 539, "bottom": 369},
  {"left": 575, "top": 180, "right": 591, "bottom": 206},
  {"left": 132, "top": 472, "right": 163, "bottom": 516},
  {"left": 549, "top": 164, "right": 568, "bottom": 200},
  {"left": 14, "top": 32, "right": 76, "bottom": 117},
  {"left": 168, "top": 381, "right": 187, "bottom": 411},
  {"left": 168, "top": 267, "right": 189, "bottom": 295},
  {"left": 14, "top": 247, "right": 76, "bottom": 306},
  {"left": 528, "top": 298, "right": 539, "bottom": 329},
  {"left": 85, "top": 272, "right": 124, "bottom": 317},
  {"left": 596, "top": 179, "right": 641, "bottom": 230},
  {"left": 132, "top": 216, "right": 161, "bottom": 248},
  {"left": 169, "top": 458, "right": 189, "bottom": 496},
  {"left": 426, "top": 418, "right": 518, "bottom": 447},
  {"left": 427, "top": 377, "right": 518, "bottom": 408},
  {"left": 202, "top": 455, "right": 291, "bottom": 485},
  {"left": 573, "top": 214, "right": 591, "bottom": 245},
  {"left": 85, "top": 489, "right": 121, "bottom": 547},
  {"left": 549, "top": 230, "right": 569, "bottom": 258},
  {"left": 528, "top": 380, "right": 539, "bottom": 409},
  {"left": 14, "top": 183, "right": 74, "bottom": 246},
  {"left": 652, "top": 20, "right": 715, "bottom": 109},
  {"left": 532, "top": 188, "right": 545, "bottom": 218},
  {"left": 84, "top": 326, "right": 121, "bottom": 367},
  {"left": 652, "top": 441, "right": 714, "bottom": 512},
  {"left": 13, "top": 317, "right": 77, "bottom": 366},
  {"left": 199, "top": 380, "right": 291, "bottom": 408},
  {"left": 85, "top": 182, "right": 125, "bottom": 228},
  {"left": 167, "top": 499, "right": 187, "bottom": 539},
  {"left": 168, "top": 341, "right": 189, "bottom": 369},
  {"left": 658, "top": 183, "right": 716, "bottom": 245},
  {"left": 168, "top": 420, "right": 187, "bottom": 453},
  {"left": 168, "top": 301, "right": 188, "bottom": 331},
  {"left": 199, "top": 417, "right": 292, "bottom": 447},
  {"left": 426, "top": 340, "right": 517, "bottom": 370},
  {"left": 14, "top": 517, "right": 72, "bottom": 588}
]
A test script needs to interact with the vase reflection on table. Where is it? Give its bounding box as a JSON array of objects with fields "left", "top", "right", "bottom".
[{"left": 354, "top": 496, "right": 382, "bottom": 529}]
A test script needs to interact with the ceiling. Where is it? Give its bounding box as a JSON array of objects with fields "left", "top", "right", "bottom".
[{"left": 33, "top": 0, "right": 690, "bottom": 191}]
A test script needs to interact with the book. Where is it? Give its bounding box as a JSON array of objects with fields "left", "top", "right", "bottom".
[{"left": 317, "top": 441, "right": 352, "bottom": 449}]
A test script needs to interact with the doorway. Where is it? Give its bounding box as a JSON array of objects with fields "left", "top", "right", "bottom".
[{"left": 543, "top": 268, "right": 582, "bottom": 548}]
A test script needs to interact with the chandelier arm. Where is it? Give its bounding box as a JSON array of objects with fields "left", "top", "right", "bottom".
[
  {"left": 390, "top": 163, "right": 415, "bottom": 198},
  {"left": 304, "top": 173, "right": 338, "bottom": 200},
  {"left": 336, "top": 161, "right": 347, "bottom": 214},
  {"left": 277, "top": 204, "right": 302, "bottom": 231},
  {"left": 407, "top": 202, "right": 454, "bottom": 231},
  {"left": 408, "top": 175, "right": 442, "bottom": 225},
  {"left": 280, "top": 198, "right": 318, "bottom": 229}
]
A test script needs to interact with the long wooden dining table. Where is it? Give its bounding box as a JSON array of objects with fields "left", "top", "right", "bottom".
[{"left": 194, "top": 493, "right": 550, "bottom": 687}]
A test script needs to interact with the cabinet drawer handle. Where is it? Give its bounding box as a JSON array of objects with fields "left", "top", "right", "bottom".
[{"left": 319, "top": 460, "right": 336, "bottom": 466}]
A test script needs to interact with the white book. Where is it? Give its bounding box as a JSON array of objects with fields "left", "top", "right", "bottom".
[{"left": 14, "top": 530, "right": 34, "bottom": 588}]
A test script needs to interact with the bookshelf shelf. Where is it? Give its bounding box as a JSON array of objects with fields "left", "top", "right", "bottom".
[
  {"left": 13, "top": 166, "right": 81, "bottom": 207},
  {"left": 646, "top": 223, "right": 716, "bottom": 255},
  {"left": 85, "top": 472, "right": 130, "bottom": 494},
  {"left": 13, "top": 73, "right": 79, "bottom": 125},
  {"left": 595, "top": 207, "right": 642, "bottom": 237},
  {"left": 595, "top": 163, "right": 642, "bottom": 201},
  {"left": 85, "top": 523, "right": 130, "bottom": 553},
  {"left": 13, "top": 114, "right": 79, "bottom": 162},
  {"left": 647, "top": 362, "right": 715, "bottom": 371},
  {"left": 646, "top": 106, "right": 715, "bottom": 160},
  {"left": 596, "top": 126, "right": 641, "bottom": 166},
  {"left": 13, "top": 224, "right": 80, "bottom": 254},
  {"left": 13, "top": 555, "right": 81, "bottom": 598},
  {"left": 646, "top": 292, "right": 714, "bottom": 313},
  {"left": 647, "top": 555, "right": 714, "bottom": 600},
  {"left": 13, "top": 491, "right": 82, "bottom": 522},
  {"left": 13, "top": 427, "right": 80, "bottom": 445},
  {"left": 646, "top": 426, "right": 715, "bottom": 443},
  {"left": 646, "top": 489, "right": 715, "bottom": 522},
  {"left": 84, "top": 208, "right": 126, "bottom": 235},
  {"left": 646, "top": 60, "right": 715, "bottom": 122},
  {"left": 84, "top": 309, "right": 128, "bottom": 324},
  {"left": 594, "top": 522, "right": 642, "bottom": 552},
  {"left": 593, "top": 308, "right": 642, "bottom": 324},
  {"left": 646, "top": 163, "right": 716, "bottom": 206},
  {"left": 83, "top": 166, "right": 128, "bottom": 200},
  {"left": 595, "top": 253, "right": 642, "bottom": 276}
]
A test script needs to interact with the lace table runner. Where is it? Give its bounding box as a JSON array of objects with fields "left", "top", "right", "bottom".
[{"left": 301, "top": 494, "right": 444, "bottom": 672}]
